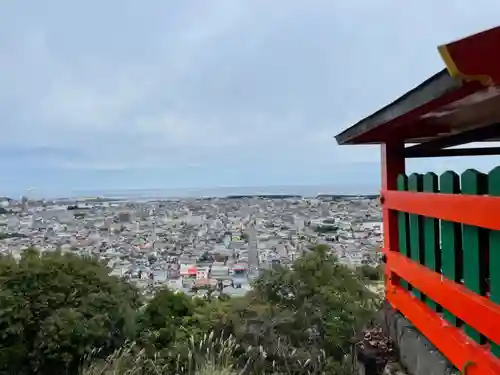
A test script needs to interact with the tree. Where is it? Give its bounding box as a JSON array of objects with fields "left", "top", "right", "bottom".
[
  {"left": 74, "top": 244, "right": 377, "bottom": 375},
  {"left": 137, "top": 288, "right": 197, "bottom": 352},
  {"left": 237, "top": 244, "right": 379, "bottom": 373},
  {"left": 0, "top": 249, "right": 141, "bottom": 375},
  {"left": 357, "top": 264, "right": 382, "bottom": 281}
]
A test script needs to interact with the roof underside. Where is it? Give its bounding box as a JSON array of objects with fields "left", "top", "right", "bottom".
[{"left": 335, "top": 26, "right": 500, "bottom": 146}]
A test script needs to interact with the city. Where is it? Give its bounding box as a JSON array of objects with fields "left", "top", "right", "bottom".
[{"left": 0, "top": 195, "right": 382, "bottom": 298}]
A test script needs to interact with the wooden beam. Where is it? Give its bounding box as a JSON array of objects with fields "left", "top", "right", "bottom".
[
  {"left": 404, "top": 122, "right": 500, "bottom": 155},
  {"left": 381, "top": 142, "right": 405, "bottom": 290},
  {"left": 381, "top": 190, "right": 500, "bottom": 231},
  {"left": 386, "top": 250, "right": 500, "bottom": 349},
  {"left": 405, "top": 146, "right": 500, "bottom": 158}
]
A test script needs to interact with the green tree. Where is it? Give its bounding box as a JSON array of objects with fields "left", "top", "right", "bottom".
[
  {"left": 357, "top": 264, "right": 382, "bottom": 281},
  {"left": 79, "top": 245, "right": 379, "bottom": 375},
  {"left": 238, "top": 244, "right": 379, "bottom": 373},
  {"left": 0, "top": 249, "right": 140, "bottom": 375},
  {"left": 139, "top": 288, "right": 196, "bottom": 350}
]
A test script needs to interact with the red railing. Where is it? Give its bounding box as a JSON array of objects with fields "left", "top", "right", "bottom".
[{"left": 381, "top": 168, "right": 500, "bottom": 375}]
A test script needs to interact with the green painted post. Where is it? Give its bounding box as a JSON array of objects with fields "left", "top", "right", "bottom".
[
  {"left": 461, "top": 169, "right": 488, "bottom": 344},
  {"left": 408, "top": 173, "right": 424, "bottom": 301},
  {"left": 439, "top": 171, "right": 462, "bottom": 326},
  {"left": 397, "top": 174, "right": 410, "bottom": 290},
  {"left": 423, "top": 172, "right": 440, "bottom": 312},
  {"left": 488, "top": 166, "right": 500, "bottom": 357}
]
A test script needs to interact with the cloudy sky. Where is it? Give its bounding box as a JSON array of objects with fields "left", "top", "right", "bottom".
[{"left": 1, "top": 1, "right": 500, "bottom": 197}]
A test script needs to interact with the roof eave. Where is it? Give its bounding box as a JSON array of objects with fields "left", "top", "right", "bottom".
[{"left": 335, "top": 69, "right": 461, "bottom": 145}]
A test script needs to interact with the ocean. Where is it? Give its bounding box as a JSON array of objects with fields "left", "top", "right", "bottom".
[{"left": 68, "top": 184, "right": 380, "bottom": 200}]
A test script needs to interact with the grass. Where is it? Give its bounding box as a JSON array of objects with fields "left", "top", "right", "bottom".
[
  {"left": 79, "top": 330, "right": 348, "bottom": 375},
  {"left": 80, "top": 332, "right": 250, "bottom": 375}
]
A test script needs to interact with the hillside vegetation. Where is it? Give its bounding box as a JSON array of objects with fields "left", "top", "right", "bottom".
[{"left": 0, "top": 245, "right": 380, "bottom": 375}]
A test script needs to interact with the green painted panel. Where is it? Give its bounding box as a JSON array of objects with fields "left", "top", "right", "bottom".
[
  {"left": 408, "top": 173, "right": 424, "bottom": 301},
  {"left": 488, "top": 166, "right": 500, "bottom": 357},
  {"left": 423, "top": 172, "right": 440, "bottom": 312},
  {"left": 397, "top": 174, "right": 410, "bottom": 290},
  {"left": 439, "top": 171, "right": 461, "bottom": 327},
  {"left": 461, "top": 169, "right": 487, "bottom": 344}
]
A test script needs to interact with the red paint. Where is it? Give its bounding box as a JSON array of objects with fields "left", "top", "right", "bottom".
[
  {"left": 387, "top": 286, "right": 500, "bottom": 375},
  {"left": 382, "top": 190, "right": 500, "bottom": 231},
  {"left": 443, "top": 26, "right": 500, "bottom": 85},
  {"left": 385, "top": 250, "right": 500, "bottom": 345},
  {"left": 381, "top": 143, "right": 405, "bottom": 290}
]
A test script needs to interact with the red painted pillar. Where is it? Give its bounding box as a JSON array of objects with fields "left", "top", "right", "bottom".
[{"left": 381, "top": 142, "right": 405, "bottom": 289}]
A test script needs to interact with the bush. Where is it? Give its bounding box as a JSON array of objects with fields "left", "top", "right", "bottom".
[
  {"left": 0, "top": 245, "right": 378, "bottom": 375},
  {"left": 357, "top": 264, "right": 382, "bottom": 281},
  {"left": 0, "top": 249, "right": 141, "bottom": 375},
  {"left": 246, "top": 245, "right": 379, "bottom": 369}
]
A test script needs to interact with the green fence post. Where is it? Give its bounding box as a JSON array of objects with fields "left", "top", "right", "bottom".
[
  {"left": 488, "top": 166, "right": 500, "bottom": 357},
  {"left": 461, "top": 169, "right": 488, "bottom": 344},
  {"left": 397, "top": 174, "right": 410, "bottom": 290},
  {"left": 423, "top": 172, "right": 440, "bottom": 312},
  {"left": 408, "top": 173, "right": 424, "bottom": 301},
  {"left": 439, "top": 171, "right": 462, "bottom": 327}
]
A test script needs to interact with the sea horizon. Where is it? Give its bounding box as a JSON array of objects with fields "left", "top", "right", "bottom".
[
  {"left": 65, "top": 183, "right": 381, "bottom": 200},
  {"left": 6, "top": 183, "right": 381, "bottom": 201}
]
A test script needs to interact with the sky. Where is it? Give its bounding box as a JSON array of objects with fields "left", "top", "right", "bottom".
[{"left": 1, "top": 1, "right": 500, "bottom": 198}]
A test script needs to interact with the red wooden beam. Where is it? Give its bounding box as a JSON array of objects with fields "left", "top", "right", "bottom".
[
  {"left": 381, "top": 190, "right": 500, "bottom": 231},
  {"left": 381, "top": 144, "right": 405, "bottom": 250},
  {"left": 385, "top": 250, "right": 500, "bottom": 345},
  {"left": 387, "top": 286, "right": 500, "bottom": 375},
  {"left": 439, "top": 26, "right": 500, "bottom": 86},
  {"left": 381, "top": 143, "right": 405, "bottom": 290},
  {"left": 405, "top": 146, "right": 500, "bottom": 158}
]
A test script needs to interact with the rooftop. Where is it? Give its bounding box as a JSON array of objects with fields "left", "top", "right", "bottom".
[{"left": 335, "top": 26, "right": 500, "bottom": 157}]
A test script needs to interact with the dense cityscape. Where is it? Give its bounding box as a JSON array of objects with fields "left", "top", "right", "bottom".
[{"left": 0, "top": 194, "right": 383, "bottom": 298}]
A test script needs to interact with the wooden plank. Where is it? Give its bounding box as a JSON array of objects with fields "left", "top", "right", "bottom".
[
  {"left": 381, "top": 143, "right": 405, "bottom": 292},
  {"left": 423, "top": 172, "right": 440, "bottom": 312},
  {"left": 386, "top": 250, "right": 500, "bottom": 347},
  {"left": 397, "top": 174, "right": 410, "bottom": 291},
  {"left": 439, "top": 171, "right": 462, "bottom": 326},
  {"left": 461, "top": 169, "right": 488, "bottom": 344},
  {"left": 408, "top": 173, "right": 424, "bottom": 301},
  {"left": 488, "top": 166, "right": 500, "bottom": 358},
  {"left": 404, "top": 122, "right": 500, "bottom": 155},
  {"left": 382, "top": 190, "right": 500, "bottom": 231}
]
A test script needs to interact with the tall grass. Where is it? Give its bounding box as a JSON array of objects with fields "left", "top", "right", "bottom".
[
  {"left": 79, "top": 330, "right": 345, "bottom": 375},
  {"left": 79, "top": 332, "right": 247, "bottom": 375}
]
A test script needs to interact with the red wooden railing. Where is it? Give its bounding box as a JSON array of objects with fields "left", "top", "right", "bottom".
[{"left": 381, "top": 170, "right": 500, "bottom": 375}]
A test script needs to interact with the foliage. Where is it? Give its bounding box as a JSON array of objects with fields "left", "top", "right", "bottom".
[
  {"left": 80, "top": 333, "right": 245, "bottom": 375},
  {"left": 357, "top": 264, "right": 383, "bottom": 281},
  {"left": 0, "top": 249, "right": 141, "bottom": 375},
  {"left": 244, "top": 244, "right": 378, "bottom": 370},
  {"left": 150, "top": 244, "right": 376, "bottom": 375},
  {"left": 80, "top": 330, "right": 353, "bottom": 375},
  {"left": 138, "top": 288, "right": 196, "bottom": 351},
  {"left": 0, "top": 244, "right": 377, "bottom": 375}
]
